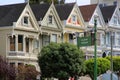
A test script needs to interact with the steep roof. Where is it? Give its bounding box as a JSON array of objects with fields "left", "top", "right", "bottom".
[
  {"left": 30, "top": 3, "right": 50, "bottom": 21},
  {"left": 0, "top": 3, "right": 27, "bottom": 27},
  {"left": 79, "top": 4, "right": 97, "bottom": 22},
  {"left": 55, "top": 3, "right": 75, "bottom": 20},
  {"left": 100, "top": 5, "right": 116, "bottom": 23}
]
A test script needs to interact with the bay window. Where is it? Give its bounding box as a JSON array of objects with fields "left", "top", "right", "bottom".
[{"left": 18, "top": 35, "right": 23, "bottom": 51}]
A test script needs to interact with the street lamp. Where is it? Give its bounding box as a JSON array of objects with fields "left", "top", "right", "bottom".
[
  {"left": 94, "top": 14, "right": 98, "bottom": 80},
  {"left": 110, "top": 31, "right": 113, "bottom": 80}
]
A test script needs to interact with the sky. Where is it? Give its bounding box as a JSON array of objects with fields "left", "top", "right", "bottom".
[{"left": 0, "top": 0, "right": 90, "bottom": 6}]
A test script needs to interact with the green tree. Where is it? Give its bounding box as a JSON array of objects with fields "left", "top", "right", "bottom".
[
  {"left": 29, "top": 0, "right": 65, "bottom": 4},
  {"left": 106, "top": 56, "right": 120, "bottom": 76},
  {"left": 38, "top": 42, "right": 85, "bottom": 80},
  {"left": 84, "top": 58, "right": 110, "bottom": 79}
]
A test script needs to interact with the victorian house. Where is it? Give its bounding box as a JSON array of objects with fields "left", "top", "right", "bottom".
[
  {"left": 100, "top": 4, "right": 120, "bottom": 56},
  {"left": 79, "top": 4, "right": 106, "bottom": 59},
  {"left": 55, "top": 3, "right": 85, "bottom": 45},
  {"left": 31, "top": 3, "right": 63, "bottom": 49},
  {"left": 0, "top": 2, "right": 63, "bottom": 71},
  {"left": 0, "top": 3, "right": 40, "bottom": 70}
]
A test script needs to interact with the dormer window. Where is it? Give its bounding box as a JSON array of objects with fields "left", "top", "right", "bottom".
[
  {"left": 72, "top": 15, "right": 77, "bottom": 24},
  {"left": 114, "top": 16, "right": 117, "bottom": 24},
  {"left": 48, "top": 15, "right": 52, "bottom": 24},
  {"left": 23, "top": 16, "right": 29, "bottom": 26},
  {"left": 113, "top": 16, "right": 120, "bottom": 25}
]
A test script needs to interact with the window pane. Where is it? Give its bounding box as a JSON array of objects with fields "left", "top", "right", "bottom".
[
  {"left": 18, "top": 35, "right": 23, "bottom": 51},
  {"left": 24, "top": 17, "right": 28, "bottom": 24},
  {"left": 42, "top": 35, "right": 50, "bottom": 46},
  {"left": 72, "top": 15, "right": 76, "bottom": 22},
  {"left": 10, "top": 36, "right": 15, "bottom": 51},
  {"left": 51, "top": 34, "right": 57, "bottom": 42},
  {"left": 48, "top": 15, "right": 52, "bottom": 24}
]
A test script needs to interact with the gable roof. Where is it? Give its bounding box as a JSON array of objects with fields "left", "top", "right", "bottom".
[
  {"left": 79, "top": 4, "right": 97, "bottom": 22},
  {"left": 55, "top": 3, "right": 75, "bottom": 20},
  {"left": 30, "top": 3, "right": 50, "bottom": 21},
  {"left": 100, "top": 5, "right": 116, "bottom": 23},
  {"left": 0, "top": 3, "right": 27, "bottom": 27}
]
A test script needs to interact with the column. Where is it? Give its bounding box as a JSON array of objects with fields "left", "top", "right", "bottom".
[
  {"left": 23, "top": 35, "right": 26, "bottom": 52},
  {"left": 15, "top": 35, "right": 18, "bottom": 52}
]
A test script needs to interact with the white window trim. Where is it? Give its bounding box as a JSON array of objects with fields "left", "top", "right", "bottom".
[
  {"left": 22, "top": 16, "right": 29, "bottom": 26},
  {"left": 48, "top": 15, "right": 53, "bottom": 24},
  {"left": 72, "top": 15, "right": 77, "bottom": 24}
]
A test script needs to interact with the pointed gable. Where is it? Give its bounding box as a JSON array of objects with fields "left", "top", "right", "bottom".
[
  {"left": 66, "top": 4, "right": 85, "bottom": 26},
  {"left": 0, "top": 3, "right": 27, "bottom": 27},
  {"left": 30, "top": 3, "right": 50, "bottom": 21},
  {"left": 79, "top": 4, "right": 97, "bottom": 22},
  {"left": 55, "top": 3, "right": 75, "bottom": 20},
  {"left": 100, "top": 5, "right": 116, "bottom": 23}
]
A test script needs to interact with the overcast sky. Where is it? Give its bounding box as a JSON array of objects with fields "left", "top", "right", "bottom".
[{"left": 0, "top": 0, "right": 90, "bottom": 6}]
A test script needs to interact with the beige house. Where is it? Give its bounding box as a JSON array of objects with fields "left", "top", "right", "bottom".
[
  {"left": 31, "top": 3, "right": 63, "bottom": 49},
  {"left": 0, "top": 2, "right": 63, "bottom": 71},
  {"left": 0, "top": 3, "right": 40, "bottom": 70}
]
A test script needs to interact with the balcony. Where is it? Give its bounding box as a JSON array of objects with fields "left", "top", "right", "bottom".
[{"left": 8, "top": 51, "right": 25, "bottom": 56}]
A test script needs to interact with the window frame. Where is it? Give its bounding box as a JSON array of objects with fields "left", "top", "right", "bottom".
[
  {"left": 72, "top": 15, "right": 77, "bottom": 24},
  {"left": 48, "top": 15, "right": 53, "bottom": 24},
  {"left": 23, "top": 16, "right": 29, "bottom": 26}
]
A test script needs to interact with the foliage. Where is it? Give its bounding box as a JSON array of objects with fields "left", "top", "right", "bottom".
[
  {"left": 84, "top": 58, "right": 110, "bottom": 79},
  {"left": 38, "top": 42, "right": 85, "bottom": 79},
  {"left": 106, "top": 56, "right": 120, "bottom": 75},
  {"left": 16, "top": 64, "right": 39, "bottom": 80},
  {"left": 0, "top": 56, "right": 16, "bottom": 80},
  {"left": 29, "top": 0, "right": 65, "bottom": 4}
]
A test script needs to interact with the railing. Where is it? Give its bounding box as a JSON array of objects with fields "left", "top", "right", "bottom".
[{"left": 8, "top": 51, "right": 25, "bottom": 56}]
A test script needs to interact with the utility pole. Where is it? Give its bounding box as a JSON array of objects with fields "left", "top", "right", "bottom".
[
  {"left": 110, "top": 31, "right": 113, "bottom": 80},
  {"left": 94, "top": 15, "right": 97, "bottom": 80}
]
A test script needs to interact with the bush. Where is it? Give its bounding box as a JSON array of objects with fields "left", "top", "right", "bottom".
[
  {"left": 16, "top": 64, "right": 39, "bottom": 80},
  {"left": 84, "top": 58, "right": 110, "bottom": 79},
  {"left": 0, "top": 56, "right": 16, "bottom": 80}
]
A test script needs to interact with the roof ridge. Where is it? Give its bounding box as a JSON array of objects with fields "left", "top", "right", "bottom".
[
  {"left": 0, "top": 3, "right": 27, "bottom": 7},
  {"left": 79, "top": 4, "right": 97, "bottom": 7}
]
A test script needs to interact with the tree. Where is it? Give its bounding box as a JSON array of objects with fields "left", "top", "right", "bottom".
[
  {"left": 0, "top": 56, "right": 16, "bottom": 80},
  {"left": 38, "top": 42, "right": 85, "bottom": 80},
  {"left": 16, "top": 64, "right": 39, "bottom": 80},
  {"left": 29, "top": 0, "right": 65, "bottom": 4},
  {"left": 84, "top": 58, "right": 110, "bottom": 79},
  {"left": 106, "top": 56, "right": 120, "bottom": 76}
]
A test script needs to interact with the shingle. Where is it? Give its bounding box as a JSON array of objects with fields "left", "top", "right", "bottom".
[
  {"left": 100, "top": 5, "right": 116, "bottom": 23},
  {"left": 30, "top": 3, "right": 50, "bottom": 21},
  {"left": 55, "top": 3, "right": 75, "bottom": 20},
  {"left": 0, "top": 3, "right": 27, "bottom": 27},
  {"left": 79, "top": 4, "right": 97, "bottom": 22}
]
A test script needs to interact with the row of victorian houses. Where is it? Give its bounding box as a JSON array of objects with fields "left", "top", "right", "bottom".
[{"left": 0, "top": 2, "right": 120, "bottom": 71}]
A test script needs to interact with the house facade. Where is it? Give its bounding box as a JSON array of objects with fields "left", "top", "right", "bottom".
[
  {"left": 79, "top": 4, "right": 106, "bottom": 59},
  {"left": 0, "top": 2, "right": 63, "bottom": 71},
  {"left": 1, "top": 1, "right": 120, "bottom": 72},
  {"left": 0, "top": 3, "right": 40, "bottom": 70},
  {"left": 100, "top": 5, "right": 120, "bottom": 56},
  {"left": 31, "top": 3, "right": 63, "bottom": 49},
  {"left": 55, "top": 3, "right": 85, "bottom": 45}
]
